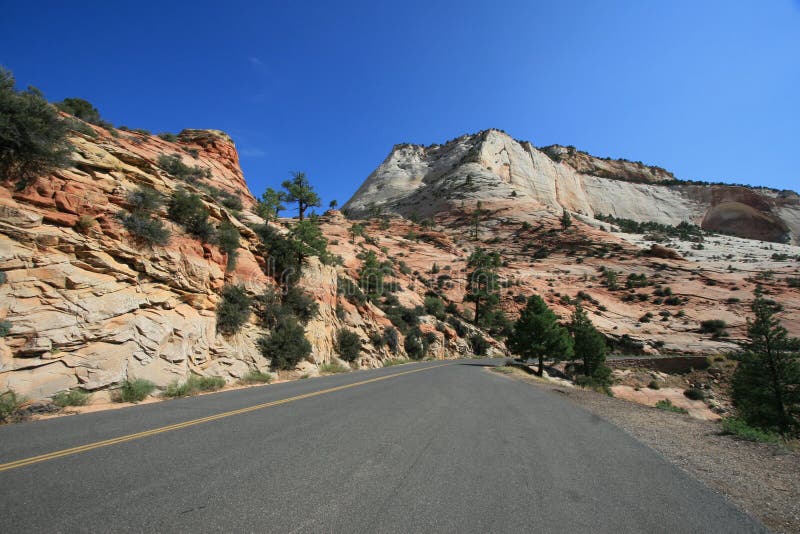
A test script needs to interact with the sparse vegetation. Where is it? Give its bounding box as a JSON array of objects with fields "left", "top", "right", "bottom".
[
  {"left": 258, "top": 317, "right": 312, "bottom": 371},
  {"left": 0, "top": 389, "right": 23, "bottom": 422},
  {"left": 720, "top": 418, "right": 781, "bottom": 443},
  {"left": 684, "top": 387, "right": 706, "bottom": 401},
  {"left": 0, "top": 68, "right": 71, "bottom": 190},
  {"left": 168, "top": 188, "right": 214, "bottom": 241},
  {"left": 118, "top": 187, "right": 170, "bottom": 246},
  {"left": 240, "top": 370, "right": 273, "bottom": 384},
  {"left": 115, "top": 379, "right": 155, "bottom": 403},
  {"left": 164, "top": 375, "right": 226, "bottom": 398},
  {"left": 655, "top": 399, "right": 688, "bottom": 414},
  {"left": 335, "top": 328, "right": 362, "bottom": 362},
  {"left": 470, "top": 334, "right": 490, "bottom": 356},
  {"left": 281, "top": 171, "right": 321, "bottom": 220},
  {"left": 216, "top": 284, "right": 252, "bottom": 335},
  {"left": 319, "top": 362, "right": 350, "bottom": 374},
  {"left": 52, "top": 389, "right": 91, "bottom": 407},
  {"left": 0, "top": 320, "right": 11, "bottom": 337},
  {"left": 700, "top": 319, "right": 728, "bottom": 338}
]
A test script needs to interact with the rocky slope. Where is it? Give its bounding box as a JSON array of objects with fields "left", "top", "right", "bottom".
[
  {"left": 344, "top": 129, "right": 800, "bottom": 245},
  {"left": 2, "top": 124, "right": 799, "bottom": 405},
  {"left": 0, "top": 123, "right": 483, "bottom": 402}
]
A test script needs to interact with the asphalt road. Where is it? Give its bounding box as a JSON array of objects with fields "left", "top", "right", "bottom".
[{"left": 0, "top": 359, "right": 764, "bottom": 533}]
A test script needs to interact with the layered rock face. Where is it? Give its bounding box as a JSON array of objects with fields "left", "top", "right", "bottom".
[
  {"left": 0, "top": 124, "right": 480, "bottom": 401},
  {"left": 344, "top": 129, "right": 800, "bottom": 245}
]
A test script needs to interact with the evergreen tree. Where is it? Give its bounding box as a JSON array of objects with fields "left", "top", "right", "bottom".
[
  {"left": 569, "top": 303, "right": 608, "bottom": 378},
  {"left": 358, "top": 250, "right": 384, "bottom": 299},
  {"left": 329, "top": 199, "right": 338, "bottom": 210},
  {"left": 216, "top": 220, "right": 240, "bottom": 271},
  {"left": 732, "top": 289, "right": 800, "bottom": 434},
  {"left": 256, "top": 187, "right": 285, "bottom": 221},
  {"left": 258, "top": 316, "right": 311, "bottom": 371},
  {"left": 281, "top": 171, "right": 320, "bottom": 220},
  {"left": 465, "top": 248, "right": 501, "bottom": 325},
  {"left": 0, "top": 68, "right": 70, "bottom": 190},
  {"left": 561, "top": 210, "right": 572, "bottom": 229},
  {"left": 289, "top": 218, "right": 329, "bottom": 266},
  {"left": 349, "top": 222, "right": 365, "bottom": 244},
  {"left": 508, "top": 295, "right": 574, "bottom": 376}
]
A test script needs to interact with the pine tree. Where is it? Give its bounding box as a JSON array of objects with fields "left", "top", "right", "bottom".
[
  {"left": 561, "top": 210, "right": 572, "bottom": 229},
  {"left": 465, "top": 248, "right": 501, "bottom": 325},
  {"left": 349, "top": 223, "right": 365, "bottom": 244},
  {"left": 732, "top": 289, "right": 800, "bottom": 434},
  {"left": 256, "top": 187, "right": 285, "bottom": 221},
  {"left": 569, "top": 303, "right": 608, "bottom": 379},
  {"left": 508, "top": 295, "right": 574, "bottom": 376},
  {"left": 281, "top": 171, "right": 320, "bottom": 220},
  {"left": 0, "top": 68, "right": 70, "bottom": 190}
]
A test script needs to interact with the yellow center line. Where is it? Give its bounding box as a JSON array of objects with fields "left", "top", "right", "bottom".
[{"left": 0, "top": 363, "right": 451, "bottom": 473}]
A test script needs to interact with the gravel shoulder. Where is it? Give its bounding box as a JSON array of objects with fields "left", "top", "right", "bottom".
[{"left": 496, "top": 368, "right": 800, "bottom": 533}]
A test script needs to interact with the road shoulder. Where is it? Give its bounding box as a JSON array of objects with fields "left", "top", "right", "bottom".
[{"left": 489, "top": 367, "right": 800, "bottom": 534}]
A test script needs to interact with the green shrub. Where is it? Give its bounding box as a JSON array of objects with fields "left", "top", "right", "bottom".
[
  {"left": 0, "top": 271, "right": 6, "bottom": 285},
  {"left": 118, "top": 187, "right": 170, "bottom": 246},
  {"left": 74, "top": 215, "right": 96, "bottom": 234},
  {"left": 574, "top": 374, "right": 613, "bottom": 395},
  {"left": 404, "top": 328, "right": 430, "bottom": 360},
  {"left": 216, "top": 284, "right": 252, "bottom": 335},
  {"left": 470, "top": 334, "right": 490, "bottom": 356},
  {"left": 335, "top": 328, "right": 362, "bottom": 362},
  {"left": 158, "top": 154, "right": 211, "bottom": 183},
  {"left": 165, "top": 375, "right": 226, "bottom": 397},
  {"left": 319, "top": 362, "right": 350, "bottom": 374},
  {"left": 1, "top": 68, "right": 71, "bottom": 189},
  {"left": 259, "top": 317, "right": 311, "bottom": 371},
  {"left": 157, "top": 132, "right": 178, "bottom": 142},
  {"left": 381, "top": 327, "right": 400, "bottom": 353},
  {"left": 0, "top": 389, "right": 23, "bottom": 422},
  {"left": 647, "top": 380, "right": 661, "bottom": 390},
  {"left": 116, "top": 379, "right": 155, "bottom": 403},
  {"left": 55, "top": 97, "right": 109, "bottom": 127},
  {"left": 720, "top": 418, "right": 781, "bottom": 443},
  {"left": 338, "top": 276, "right": 367, "bottom": 306},
  {"left": 283, "top": 286, "right": 319, "bottom": 324},
  {"left": 655, "top": 399, "right": 688, "bottom": 414},
  {"left": 700, "top": 319, "right": 727, "bottom": 337},
  {"left": 168, "top": 189, "right": 214, "bottom": 241},
  {"left": 0, "top": 320, "right": 11, "bottom": 337},
  {"left": 216, "top": 220, "right": 240, "bottom": 271},
  {"left": 424, "top": 295, "right": 446, "bottom": 320},
  {"left": 52, "top": 389, "right": 91, "bottom": 407},
  {"left": 240, "top": 370, "right": 273, "bottom": 384},
  {"left": 684, "top": 387, "right": 706, "bottom": 401},
  {"left": 118, "top": 213, "right": 170, "bottom": 246}
]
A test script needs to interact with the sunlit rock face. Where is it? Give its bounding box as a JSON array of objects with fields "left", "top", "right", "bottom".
[{"left": 344, "top": 129, "right": 800, "bottom": 245}]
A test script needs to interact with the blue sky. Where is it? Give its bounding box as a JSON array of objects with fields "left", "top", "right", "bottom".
[{"left": 1, "top": 1, "right": 798, "bottom": 207}]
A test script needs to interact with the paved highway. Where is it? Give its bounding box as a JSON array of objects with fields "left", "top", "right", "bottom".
[{"left": 0, "top": 359, "right": 764, "bottom": 533}]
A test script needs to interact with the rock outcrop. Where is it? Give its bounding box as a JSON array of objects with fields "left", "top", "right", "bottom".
[
  {"left": 344, "top": 129, "right": 800, "bottom": 245},
  {"left": 0, "top": 123, "right": 477, "bottom": 401}
]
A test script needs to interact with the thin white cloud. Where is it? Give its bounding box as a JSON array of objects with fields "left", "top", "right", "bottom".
[{"left": 240, "top": 147, "right": 267, "bottom": 158}]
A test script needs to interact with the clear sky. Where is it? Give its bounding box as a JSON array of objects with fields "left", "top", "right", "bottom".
[{"left": 1, "top": 1, "right": 798, "bottom": 207}]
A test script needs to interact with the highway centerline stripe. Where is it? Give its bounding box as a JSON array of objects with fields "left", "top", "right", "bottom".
[{"left": 0, "top": 363, "right": 451, "bottom": 473}]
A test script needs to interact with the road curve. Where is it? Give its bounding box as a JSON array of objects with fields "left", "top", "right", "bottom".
[{"left": 0, "top": 359, "right": 764, "bottom": 533}]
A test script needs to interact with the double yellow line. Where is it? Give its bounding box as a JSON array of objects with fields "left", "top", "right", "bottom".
[{"left": 0, "top": 363, "right": 449, "bottom": 473}]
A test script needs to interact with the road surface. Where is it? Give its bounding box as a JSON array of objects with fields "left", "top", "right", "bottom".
[{"left": 0, "top": 359, "right": 764, "bottom": 533}]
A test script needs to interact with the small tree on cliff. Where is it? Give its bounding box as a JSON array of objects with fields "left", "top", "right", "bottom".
[
  {"left": 256, "top": 187, "right": 285, "bottom": 221},
  {"left": 508, "top": 295, "right": 573, "bottom": 376},
  {"left": 281, "top": 171, "right": 320, "bottom": 220},
  {"left": 0, "top": 68, "right": 70, "bottom": 190},
  {"left": 732, "top": 288, "right": 800, "bottom": 435},
  {"left": 349, "top": 222, "right": 365, "bottom": 244},
  {"left": 569, "top": 303, "right": 609, "bottom": 379},
  {"left": 329, "top": 199, "right": 338, "bottom": 210},
  {"left": 465, "top": 248, "right": 501, "bottom": 325},
  {"left": 561, "top": 210, "right": 572, "bottom": 230}
]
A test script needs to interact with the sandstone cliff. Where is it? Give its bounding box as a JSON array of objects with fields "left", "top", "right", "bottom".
[
  {"left": 344, "top": 129, "right": 800, "bottom": 245},
  {"left": 0, "top": 123, "right": 480, "bottom": 402}
]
